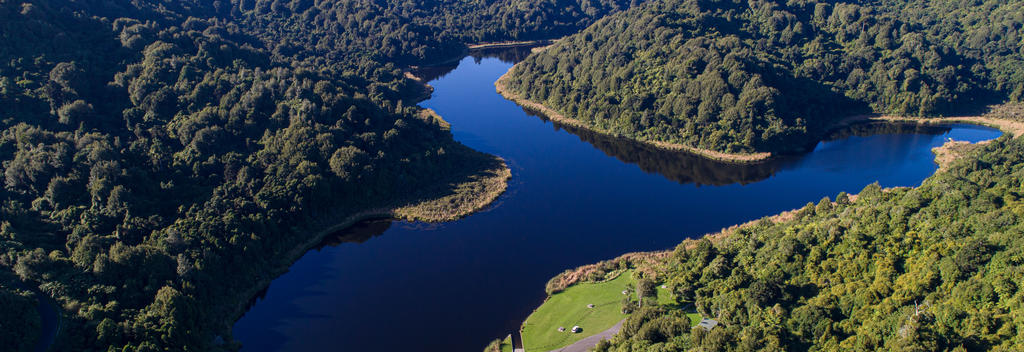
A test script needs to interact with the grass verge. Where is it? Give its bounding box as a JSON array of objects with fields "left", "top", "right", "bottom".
[{"left": 522, "top": 271, "right": 634, "bottom": 351}]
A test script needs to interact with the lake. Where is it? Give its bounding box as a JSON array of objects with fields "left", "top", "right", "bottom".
[{"left": 232, "top": 51, "right": 1001, "bottom": 352}]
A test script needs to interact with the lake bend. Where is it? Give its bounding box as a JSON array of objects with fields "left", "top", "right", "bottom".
[{"left": 232, "top": 52, "right": 1002, "bottom": 352}]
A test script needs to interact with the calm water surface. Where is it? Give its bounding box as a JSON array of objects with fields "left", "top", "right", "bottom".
[{"left": 233, "top": 53, "right": 1001, "bottom": 351}]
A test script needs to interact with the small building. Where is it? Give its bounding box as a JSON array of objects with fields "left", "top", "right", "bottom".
[
  {"left": 697, "top": 318, "right": 719, "bottom": 331},
  {"left": 587, "top": 304, "right": 595, "bottom": 308}
]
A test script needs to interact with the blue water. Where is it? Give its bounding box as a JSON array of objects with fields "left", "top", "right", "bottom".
[{"left": 232, "top": 55, "right": 1001, "bottom": 352}]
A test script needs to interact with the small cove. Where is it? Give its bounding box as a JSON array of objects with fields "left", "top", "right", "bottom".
[{"left": 232, "top": 52, "right": 1002, "bottom": 352}]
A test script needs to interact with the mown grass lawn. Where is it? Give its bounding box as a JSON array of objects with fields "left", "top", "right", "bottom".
[{"left": 521, "top": 271, "right": 634, "bottom": 351}]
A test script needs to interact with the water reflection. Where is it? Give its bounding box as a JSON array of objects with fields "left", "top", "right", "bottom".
[
  {"left": 412, "top": 45, "right": 540, "bottom": 82},
  {"left": 314, "top": 219, "right": 393, "bottom": 247},
  {"left": 416, "top": 48, "right": 963, "bottom": 187},
  {"left": 521, "top": 107, "right": 963, "bottom": 186},
  {"left": 240, "top": 219, "right": 394, "bottom": 314},
  {"left": 524, "top": 108, "right": 796, "bottom": 185},
  {"left": 469, "top": 46, "right": 537, "bottom": 64},
  {"left": 823, "top": 122, "right": 953, "bottom": 141},
  {"left": 234, "top": 51, "right": 1003, "bottom": 352},
  {"left": 409, "top": 64, "right": 459, "bottom": 83}
]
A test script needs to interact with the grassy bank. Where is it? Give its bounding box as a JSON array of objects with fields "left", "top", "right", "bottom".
[
  {"left": 522, "top": 271, "right": 635, "bottom": 351},
  {"left": 520, "top": 269, "right": 706, "bottom": 352}
]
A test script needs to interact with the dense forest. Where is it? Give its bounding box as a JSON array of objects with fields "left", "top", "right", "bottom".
[
  {"left": 502, "top": 0, "right": 1024, "bottom": 155},
  {"left": 871, "top": 0, "right": 1024, "bottom": 100},
  {"left": 590, "top": 133, "right": 1024, "bottom": 351},
  {"left": 0, "top": 0, "right": 641, "bottom": 351},
  {"left": 5, "top": 0, "right": 1023, "bottom": 350}
]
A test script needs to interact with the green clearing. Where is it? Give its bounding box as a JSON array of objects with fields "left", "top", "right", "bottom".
[
  {"left": 685, "top": 311, "right": 702, "bottom": 327},
  {"left": 656, "top": 285, "right": 675, "bottom": 306},
  {"left": 655, "top": 284, "right": 701, "bottom": 327},
  {"left": 521, "top": 271, "right": 635, "bottom": 351}
]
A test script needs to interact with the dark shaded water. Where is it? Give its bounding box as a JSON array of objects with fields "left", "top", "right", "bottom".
[
  {"left": 33, "top": 291, "right": 59, "bottom": 352},
  {"left": 232, "top": 54, "right": 1001, "bottom": 351},
  {"left": 9, "top": 280, "right": 60, "bottom": 352}
]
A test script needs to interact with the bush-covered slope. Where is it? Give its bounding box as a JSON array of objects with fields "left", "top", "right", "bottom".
[
  {"left": 502, "top": 0, "right": 1019, "bottom": 155},
  {"left": 871, "top": 0, "right": 1024, "bottom": 100},
  {"left": 231, "top": 0, "right": 640, "bottom": 64},
  {"left": 592, "top": 135, "right": 1024, "bottom": 351},
  {"left": 1, "top": 1, "right": 492, "bottom": 351}
]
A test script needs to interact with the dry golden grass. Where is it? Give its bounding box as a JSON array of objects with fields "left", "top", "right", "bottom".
[
  {"left": 403, "top": 71, "right": 435, "bottom": 102},
  {"left": 932, "top": 140, "right": 990, "bottom": 172},
  {"left": 403, "top": 71, "right": 424, "bottom": 82},
  {"left": 530, "top": 45, "right": 553, "bottom": 54},
  {"left": 394, "top": 158, "right": 511, "bottom": 221},
  {"left": 684, "top": 207, "right": 802, "bottom": 250},
  {"left": 467, "top": 39, "right": 556, "bottom": 50},
  {"left": 546, "top": 251, "right": 672, "bottom": 293},
  {"left": 416, "top": 108, "right": 450, "bottom": 130}
]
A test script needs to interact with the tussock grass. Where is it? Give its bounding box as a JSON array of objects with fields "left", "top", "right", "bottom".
[
  {"left": 394, "top": 156, "right": 510, "bottom": 222},
  {"left": 932, "top": 140, "right": 987, "bottom": 172},
  {"left": 545, "top": 252, "right": 669, "bottom": 294},
  {"left": 467, "top": 39, "right": 556, "bottom": 50}
]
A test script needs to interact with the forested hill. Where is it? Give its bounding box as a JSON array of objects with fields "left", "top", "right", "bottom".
[
  {"left": 231, "top": 0, "right": 640, "bottom": 64},
  {"left": 869, "top": 0, "right": 1024, "bottom": 100},
  {"left": 502, "top": 0, "right": 1024, "bottom": 155},
  {"left": 0, "top": 0, "right": 641, "bottom": 351},
  {"left": 594, "top": 134, "right": 1024, "bottom": 351}
]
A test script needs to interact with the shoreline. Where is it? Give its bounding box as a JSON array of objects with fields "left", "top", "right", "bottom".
[
  {"left": 467, "top": 39, "right": 556, "bottom": 50},
  {"left": 529, "top": 113, "right": 1020, "bottom": 287},
  {"left": 227, "top": 50, "right": 514, "bottom": 338},
  {"left": 495, "top": 46, "right": 1022, "bottom": 164},
  {"left": 227, "top": 156, "right": 511, "bottom": 334},
  {"left": 833, "top": 112, "right": 1024, "bottom": 138},
  {"left": 508, "top": 116, "right": 1020, "bottom": 348},
  {"left": 497, "top": 65, "right": 1023, "bottom": 164},
  {"left": 494, "top": 68, "right": 773, "bottom": 164},
  {"left": 540, "top": 123, "right": 1006, "bottom": 290}
]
